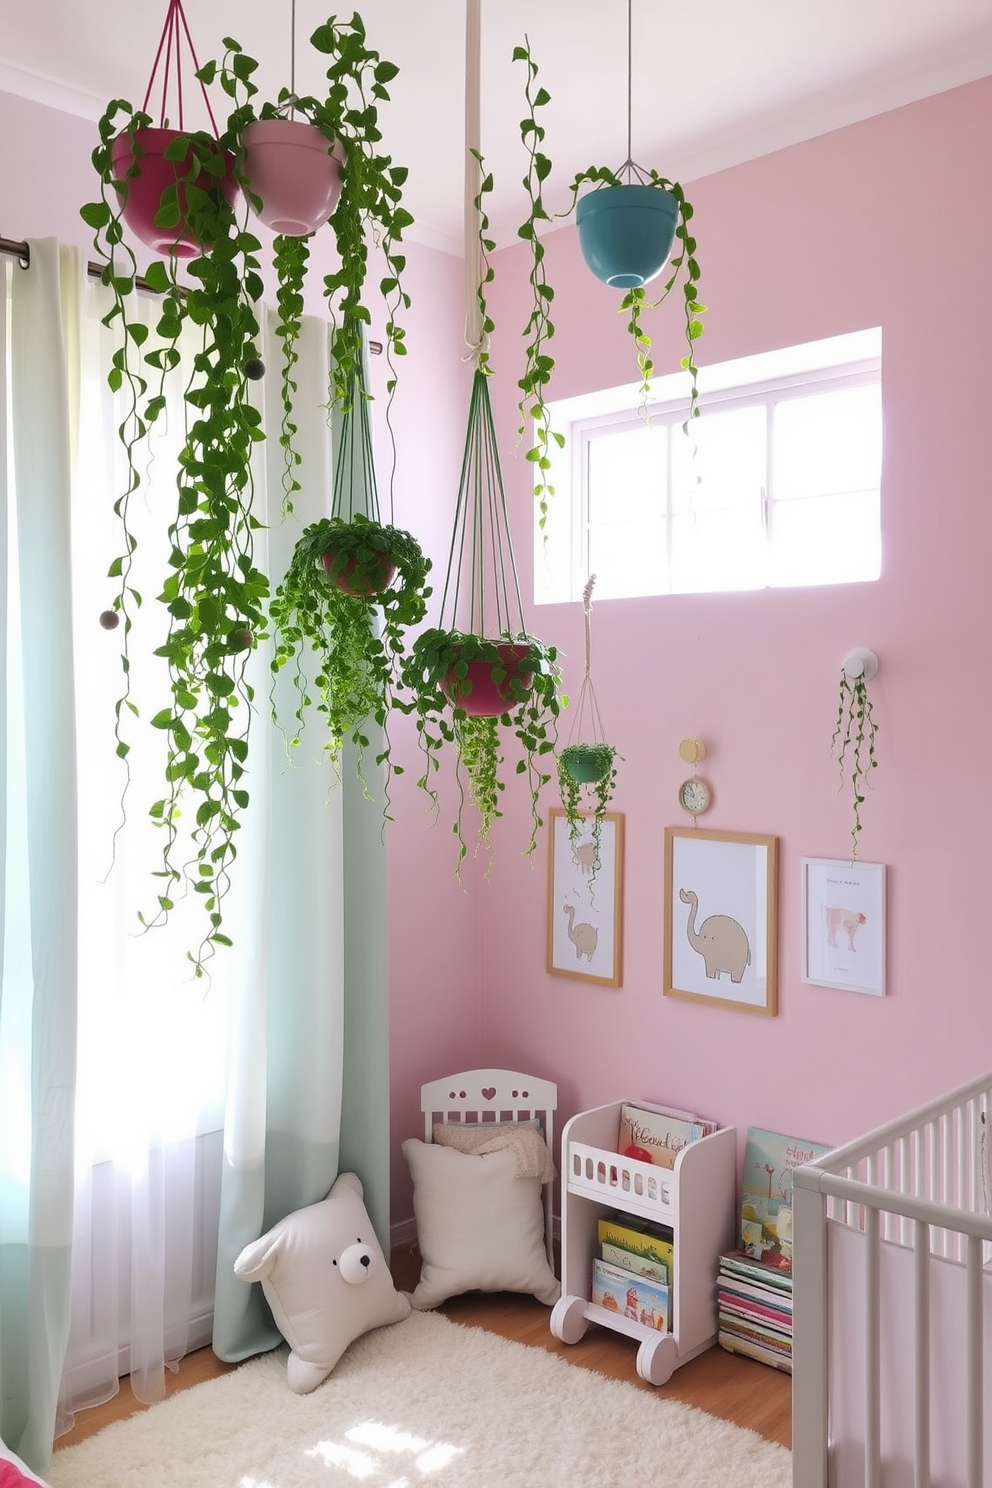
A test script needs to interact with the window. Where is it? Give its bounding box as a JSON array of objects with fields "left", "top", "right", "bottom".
[{"left": 534, "top": 329, "right": 882, "bottom": 603}]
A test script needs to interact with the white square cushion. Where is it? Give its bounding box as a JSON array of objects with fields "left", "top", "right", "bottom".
[{"left": 401, "top": 1138, "right": 560, "bottom": 1310}]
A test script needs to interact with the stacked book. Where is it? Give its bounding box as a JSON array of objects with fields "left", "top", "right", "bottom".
[
  {"left": 616, "top": 1099, "right": 717, "bottom": 1169},
  {"left": 718, "top": 1125, "right": 831, "bottom": 1374},
  {"left": 590, "top": 1211, "right": 674, "bottom": 1334},
  {"left": 717, "top": 1250, "right": 793, "bottom": 1372}
]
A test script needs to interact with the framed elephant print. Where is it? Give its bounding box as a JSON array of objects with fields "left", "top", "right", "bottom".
[
  {"left": 664, "top": 827, "right": 779, "bottom": 1016},
  {"left": 547, "top": 808, "right": 624, "bottom": 986}
]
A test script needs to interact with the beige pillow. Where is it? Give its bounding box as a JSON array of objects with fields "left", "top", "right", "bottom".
[{"left": 402, "top": 1138, "right": 560, "bottom": 1310}]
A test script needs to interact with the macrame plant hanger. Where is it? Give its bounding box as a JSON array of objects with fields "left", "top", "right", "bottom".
[
  {"left": 566, "top": 576, "right": 607, "bottom": 750},
  {"left": 432, "top": 0, "right": 526, "bottom": 645},
  {"left": 557, "top": 574, "right": 620, "bottom": 843}
]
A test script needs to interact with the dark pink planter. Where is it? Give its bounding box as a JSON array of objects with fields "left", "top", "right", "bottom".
[
  {"left": 443, "top": 643, "right": 534, "bottom": 717},
  {"left": 242, "top": 120, "right": 344, "bottom": 236},
  {"left": 319, "top": 548, "right": 396, "bottom": 596},
  {"left": 111, "top": 128, "right": 237, "bottom": 258}
]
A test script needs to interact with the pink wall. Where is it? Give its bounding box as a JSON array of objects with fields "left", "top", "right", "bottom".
[{"left": 452, "top": 76, "right": 992, "bottom": 1188}]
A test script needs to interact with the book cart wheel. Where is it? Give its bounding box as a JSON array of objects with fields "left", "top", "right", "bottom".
[
  {"left": 550, "top": 1294, "right": 590, "bottom": 1345},
  {"left": 636, "top": 1332, "right": 677, "bottom": 1387}
]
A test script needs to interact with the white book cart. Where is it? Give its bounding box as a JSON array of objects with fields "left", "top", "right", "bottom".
[{"left": 551, "top": 1100, "right": 737, "bottom": 1385}]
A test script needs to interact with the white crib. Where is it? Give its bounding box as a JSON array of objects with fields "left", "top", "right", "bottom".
[{"left": 793, "top": 1069, "right": 992, "bottom": 1488}]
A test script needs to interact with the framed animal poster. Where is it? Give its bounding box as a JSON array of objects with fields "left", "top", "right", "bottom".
[
  {"left": 664, "top": 827, "right": 779, "bottom": 1016},
  {"left": 801, "top": 857, "right": 886, "bottom": 995},
  {"left": 547, "top": 809, "right": 624, "bottom": 986}
]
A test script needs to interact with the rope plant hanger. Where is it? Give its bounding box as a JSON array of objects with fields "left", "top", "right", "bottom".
[
  {"left": 557, "top": 575, "right": 619, "bottom": 845},
  {"left": 401, "top": 0, "right": 562, "bottom": 876}
]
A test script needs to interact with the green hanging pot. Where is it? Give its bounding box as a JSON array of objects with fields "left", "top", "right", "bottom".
[
  {"left": 576, "top": 183, "right": 678, "bottom": 289},
  {"left": 560, "top": 742, "right": 615, "bottom": 785}
]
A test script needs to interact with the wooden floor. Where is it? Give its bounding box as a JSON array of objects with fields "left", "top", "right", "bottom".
[{"left": 56, "top": 1242, "right": 791, "bottom": 1453}]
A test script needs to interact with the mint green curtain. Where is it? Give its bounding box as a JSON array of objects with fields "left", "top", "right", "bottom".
[
  {"left": 0, "top": 241, "right": 79, "bottom": 1470},
  {"left": 211, "top": 319, "right": 390, "bottom": 1360}
]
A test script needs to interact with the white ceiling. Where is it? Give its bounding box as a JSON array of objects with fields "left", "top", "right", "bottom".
[{"left": 3, "top": 0, "right": 992, "bottom": 252}]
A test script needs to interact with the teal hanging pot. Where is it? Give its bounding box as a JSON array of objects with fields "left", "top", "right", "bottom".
[{"left": 576, "top": 183, "right": 678, "bottom": 289}]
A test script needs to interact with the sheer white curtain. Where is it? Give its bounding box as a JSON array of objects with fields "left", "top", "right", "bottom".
[{"left": 15, "top": 245, "right": 390, "bottom": 1430}]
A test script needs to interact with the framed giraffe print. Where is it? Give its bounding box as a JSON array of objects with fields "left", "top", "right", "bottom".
[
  {"left": 664, "top": 827, "right": 779, "bottom": 1015},
  {"left": 546, "top": 808, "right": 624, "bottom": 986}
]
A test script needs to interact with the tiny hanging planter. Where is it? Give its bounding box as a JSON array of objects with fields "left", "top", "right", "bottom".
[
  {"left": 560, "top": 741, "right": 615, "bottom": 785},
  {"left": 241, "top": 118, "right": 345, "bottom": 235},
  {"left": 554, "top": 578, "right": 620, "bottom": 872},
  {"left": 576, "top": 181, "right": 679, "bottom": 289}
]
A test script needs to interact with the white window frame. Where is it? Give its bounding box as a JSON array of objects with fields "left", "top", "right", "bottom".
[{"left": 534, "top": 328, "right": 882, "bottom": 605}]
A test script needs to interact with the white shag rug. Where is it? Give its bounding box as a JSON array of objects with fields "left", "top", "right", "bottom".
[{"left": 48, "top": 1311, "right": 791, "bottom": 1488}]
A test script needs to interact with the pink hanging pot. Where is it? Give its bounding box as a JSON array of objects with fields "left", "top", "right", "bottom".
[
  {"left": 242, "top": 120, "right": 345, "bottom": 236},
  {"left": 442, "top": 642, "right": 535, "bottom": 718},
  {"left": 112, "top": 129, "right": 237, "bottom": 259},
  {"left": 112, "top": 0, "right": 236, "bottom": 258}
]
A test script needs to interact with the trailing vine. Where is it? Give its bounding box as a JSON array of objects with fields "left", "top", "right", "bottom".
[{"left": 831, "top": 663, "right": 879, "bottom": 858}]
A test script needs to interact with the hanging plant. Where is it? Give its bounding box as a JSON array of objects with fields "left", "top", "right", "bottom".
[
  {"left": 831, "top": 648, "right": 879, "bottom": 858},
  {"left": 514, "top": 36, "right": 705, "bottom": 523},
  {"left": 269, "top": 335, "right": 431, "bottom": 794},
  {"left": 397, "top": 134, "right": 563, "bottom": 873},
  {"left": 555, "top": 577, "right": 619, "bottom": 874},
  {"left": 206, "top": 15, "right": 413, "bottom": 504},
  {"left": 79, "top": 2, "right": 413, "bottom": 969}
]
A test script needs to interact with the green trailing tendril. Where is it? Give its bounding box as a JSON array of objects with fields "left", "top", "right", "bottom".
[
  {"left": 831, "top": 671, "right": 879, "bottom": 858},
  {"left": 513, "top": 39, "right": 562, "bottom": 529},
  {"left": 271, "top": 234, "right": 309, "bottom": 515}
]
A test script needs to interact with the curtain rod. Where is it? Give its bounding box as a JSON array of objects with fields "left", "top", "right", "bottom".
[{"left": 0, "top": 236, "right": 381, "bottom": 351}]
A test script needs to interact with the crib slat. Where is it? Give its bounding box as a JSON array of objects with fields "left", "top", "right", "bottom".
[
  {"left": 966, "top": 1233, "right": 983, "bottom": 1488},
  {"left": 865, "top": 1207, "right": 881, "bottom": 1488},
  {"left": 913, "top": 1220, "right": 931, "bottom": 1488}
]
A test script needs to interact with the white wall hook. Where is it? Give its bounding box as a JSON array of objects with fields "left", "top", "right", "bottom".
[{"left": 842, "top": 647, "right": 879, "bottom": 682}]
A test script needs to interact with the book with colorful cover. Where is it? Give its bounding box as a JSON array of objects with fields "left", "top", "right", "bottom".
[
  {"left": 718, "top": 1274, "right": 793, "bottom": 1315},
  {"left": 719, "top": 1327, "right": 793, "bottom": 1374},
  {"left": 617, "top": 1103, "right": 705, "bottom": 1169},
  {"left": 598, "top": 1215, "right": 674, "bottom": 1274},
  {"left": 719, "top": 1249, "right": 794, "bottom": 1293},
  {"left": 718, "top": 1292, "right": 793, "bottom": 1333},
  {"left": 591, "top": 1258, "right": 670, "bottom": 1332},
  {"left": 739, "top": 1127, "right": 832, "bottom": 1273},
  {"left": 601, "top": 1241, "right": 669, "bottom": 1284}
]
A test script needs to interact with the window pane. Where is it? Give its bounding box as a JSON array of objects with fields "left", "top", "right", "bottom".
[
  {"left": 671, "top": 405, "right": 766, "bottom": 514},
  {"left": 770, "top": 490, "right": 881, "bottom": 586},
  {"left": 587, "top": 422, "right": 667, "bottom": 597},
  {"left": 774, "top": 385, "right": 881, "bottom": 499},
  {"left": 672, "top": 507, "right": 766, "bottom": 592}
]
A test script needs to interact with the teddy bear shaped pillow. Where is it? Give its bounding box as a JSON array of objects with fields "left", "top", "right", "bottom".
[{"left": 234, "top": 1171, "right": 411, "bottom": 1394}]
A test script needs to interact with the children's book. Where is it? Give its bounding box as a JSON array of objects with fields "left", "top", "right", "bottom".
[
  {"left": 598, "top": 1214, "right": 674, "bottom": 1274},
  {"left": 739, "top": 1127, "right": 832, "bottom": 1273},
  {"left": 591, "top": 1258, "right": 670, "bottom": 1332},
  {"left": 600, "top": 1241, "right": 668, "bottom": 1284},
  {"left": 617, "top": 1103, "right": 705, "bottom": 1168}
]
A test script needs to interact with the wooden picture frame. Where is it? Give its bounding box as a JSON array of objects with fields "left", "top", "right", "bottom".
[
  {"left": 546, "top": 809, "right": 624, "bottom": 986},
  {"left": 801, "top": 857, "right": 886, "bottom": 995},
  {"left": 664, "top": 826, "right": 779, "bottom": 1015}
]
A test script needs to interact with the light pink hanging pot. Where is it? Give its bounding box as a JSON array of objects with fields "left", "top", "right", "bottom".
[{"left": 242, "top": 119, "right": 345, "bottom": 236}]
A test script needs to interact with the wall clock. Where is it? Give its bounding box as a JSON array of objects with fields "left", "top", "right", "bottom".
[{"left": 678, "top": 776, "right": 713, "bottom": 816}]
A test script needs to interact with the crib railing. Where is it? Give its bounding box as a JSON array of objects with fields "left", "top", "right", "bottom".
[{"left": 793, "top": 1069, "right": 992, "bottom": 1488}]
